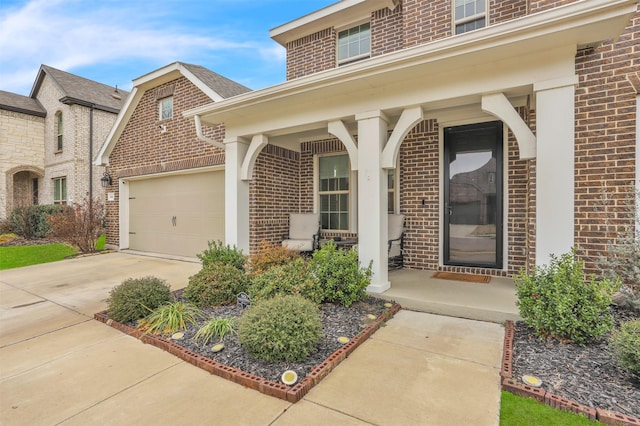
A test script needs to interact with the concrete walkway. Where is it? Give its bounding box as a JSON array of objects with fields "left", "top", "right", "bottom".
[{"left": 0, "top": 252, "right": 504, "bottom": 425}]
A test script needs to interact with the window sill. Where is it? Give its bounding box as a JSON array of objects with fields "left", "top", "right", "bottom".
[{"left": 54, "top": 150, "right": 63, "bottom": 154}]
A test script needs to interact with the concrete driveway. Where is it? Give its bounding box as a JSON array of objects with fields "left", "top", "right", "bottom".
[{"left": 0, "top": 252, "right": 504, "bottom": 425}]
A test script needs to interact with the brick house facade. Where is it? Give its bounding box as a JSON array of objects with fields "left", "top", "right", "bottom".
[
  {"left": 186, "top": 0, "right": 637, "bottom": 293},
  {"left": 0, "top": 65, "right": 126, "bottom": 221},
  {"left": 95, "top": 62, "right": 250, "bottom": 257}
]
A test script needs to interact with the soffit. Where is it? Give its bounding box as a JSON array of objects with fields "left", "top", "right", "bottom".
[{"left": 270, "top": 0, "right": 398, "bottom": 46}]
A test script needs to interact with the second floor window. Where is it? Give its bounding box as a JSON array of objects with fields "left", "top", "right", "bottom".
[
  {"left": 454, "top": 0, "right": 486, "bottom": 35},
  {"left": 53, "top": 177, "right": 67, "bottom": 205},
  {"left": 337, "top": 23, "right": 370, "bottom": 65},
  {"left": 55, "top": 111, "right": 63, "bottom": 151},
  {"left": 159, "top": 96, "right": 173, "bottom": 120}
]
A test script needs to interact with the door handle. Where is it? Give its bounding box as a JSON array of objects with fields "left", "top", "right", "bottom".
[{"left": 172, "top": 216, "right": 176, "bottom": 226}]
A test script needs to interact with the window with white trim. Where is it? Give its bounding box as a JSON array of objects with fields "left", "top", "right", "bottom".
[
  {"left": 159, "top": 96, "right": 173, "bottom": 120},
  {"left": 319, "top": 155, "right": 350, "bottom": 230},
  {"left": 337, "top": 23, "right": 370, "bottom": 65},
  {"left": 55, "top": 111, "right": 63, "bottom": 151},
  {"left": 53, "top": 177, "right": 67, "bottom": 205},
  {"left": 387, "top": 169, "right": 396, "bottom": 213},
  {"left": 454, "top": 0, "right": 486, "bottom": 35}
]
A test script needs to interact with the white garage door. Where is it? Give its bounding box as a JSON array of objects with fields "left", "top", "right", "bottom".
[{"left": 128, "top": 171, "right": 224, "bottom": 257}]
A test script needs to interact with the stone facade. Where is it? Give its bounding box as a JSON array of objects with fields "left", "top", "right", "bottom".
[
  {"left": 0, "top": 109, "right": 44, "bottom": 218},
  {"left": 251, "top": 0, "right": 639, "bottom": 276}
]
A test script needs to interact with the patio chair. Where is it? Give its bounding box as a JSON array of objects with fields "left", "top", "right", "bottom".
[
  {"left": 388, "top": 214, "right": 405, "bottom": 269},
  {"left": 282, "top": 213, "right": 321, "bottom": 252}
]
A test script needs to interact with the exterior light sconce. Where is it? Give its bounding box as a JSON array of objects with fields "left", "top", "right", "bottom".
[{"left": 101, "top": 171, "right": 113, "bottom": 188}]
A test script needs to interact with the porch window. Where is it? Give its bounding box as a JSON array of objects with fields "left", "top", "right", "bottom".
[
  {"left": 53, "top": 177, "right": 67, "bottom": 205},
  {"left": 159, "top": 96, "right": 173, "bottom": 120},
  {"left": 337, "top": 23, "right": 370, "bottom": 65},
  {"left": 319, "top": 155, "right": 350, "bottom": 230},
  {"left": 388, "top": 170, "right": 396, "bottom": 213},
  {"left": 55, "top": 111, "right": 63, "bottom": 152},
  {"left": 454, "top": 0, "right": 486, "bottom": 34}
]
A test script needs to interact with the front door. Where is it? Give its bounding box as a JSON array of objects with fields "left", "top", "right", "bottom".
[{"left": 443, "top": 121, "right": 503, "bottom": 268}]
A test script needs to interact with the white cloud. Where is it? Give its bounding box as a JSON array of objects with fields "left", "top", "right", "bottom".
[{"left": 0, "top": 0, "right": 277, "bottom": 94}]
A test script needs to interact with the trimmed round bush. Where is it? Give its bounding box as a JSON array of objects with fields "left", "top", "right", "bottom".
[
  {"left": 197, "top": 240, "right": 246, "bottom": 270},
  {"left": 184, "top": 264, "right": 249, "bottom": 307},
  {"left": 238, "top": 295, "right": 323, "bottom": 362},
  {"left": 310, "top": 241, "right": 372, "bottom": 307},
  {"left": 610, "top": 320, "right": 640, "bottom": 378},
  {"left": 107, "top": 276, "right": 172, "bottom": 322},
  {"left": 515, "top": 249, "right": 620, "bottom": 344},
  {"left": 248, "top": 241, "right": 301, "bottom": 275},
  {"left": 248, "top": 258, "right": 323, "bottom": 304}
]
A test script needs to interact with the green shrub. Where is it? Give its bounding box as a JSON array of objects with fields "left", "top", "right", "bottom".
[
  {"left": 197, "top": 240, "right": 246, "bottom": 270},
  {"left": 10, "top": 205, "right": 63, "bottom": 239},
  {"left": 238, "top": 295, "right": 323, "bottom": 362},
  {"left": 194, "top": 317, "right": 237, "bottom": 345},
  {"left": 248, "top": 258, "right": 323, "bottom": 304},
  {"left": 184, "top": 264, "right": 250, "bottom": 307},
  {"left": 96, "top": 234, "right": 106, "bottom": 251},
  {"left": 515, "top": 249, "right": 620, "bottom": 344},
  {"left": 107, "top": 276, "right": 172, "bottom": 323},
  {"left": 610, "top": 320, "right": 640, "bottom": 378},
  {"left": 138, "top": 301, "right": 201, "bottom": 335},
  {"left": 310, "top": 241, "right": 372, "bottom": 307},
  {"left": 248, "top": 241, "right": 301, "bottom": 275}
]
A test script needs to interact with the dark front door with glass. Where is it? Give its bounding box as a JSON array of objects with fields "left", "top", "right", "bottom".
[{"left": 443, "top": 121, "right": 503, "bottom": 269}]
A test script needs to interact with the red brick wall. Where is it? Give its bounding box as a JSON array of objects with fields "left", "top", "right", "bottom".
[
  {"left": 402, "top": 0, "right": 452, "bottom": 48},
  {"left": 286, "top": 29, "right": 335, "bottom": 80},
  {"left": 529, "top": 0, "right": 577, "bottom": 14},
  {"left": 489, "top": 0, "right": 527, "bottom": 24},
  {"left": 104, "top": 76, "right": 225, "bottom": 246},
  {"left": 573, "top": 7, "right": 639, "bottom": 273},
  {"left": 372, "top": 4, "right": 404, "bottom": 56},
  {"left": 249, "top": 144, "right": 300, "bottom": 254}
]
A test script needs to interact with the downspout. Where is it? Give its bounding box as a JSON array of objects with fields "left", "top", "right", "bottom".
[
  {"left": 89, "top": 104, "right": 94, "bottom": 204},
  {"left": 194, "top": 114, "right": 224, "bottom": 149}
]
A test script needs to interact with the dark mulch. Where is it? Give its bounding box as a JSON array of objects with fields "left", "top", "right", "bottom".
[
  {"left": 139, "top": 295, "right": 389, "bottom": 384},
  {"left": 0, "top": 236, "right": 59, "bottom": 247},
  {"left": 512, "top": 306, "right": 640, "bottom": 418}
]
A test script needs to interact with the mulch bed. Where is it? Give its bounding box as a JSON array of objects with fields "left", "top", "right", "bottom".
[
  {"left": 509, "top": 306, "right": 640, "bottom": 421},
  {"left": 96, "top": 294, "right": 400, "bottom": 402}
]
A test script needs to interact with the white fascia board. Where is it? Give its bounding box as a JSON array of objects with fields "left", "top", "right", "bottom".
[
  {"left": 186, "top": 0, "right": 636, "bottom": 127},
  {"left": 270, "top": 0, "right": 397, "bottom": 46},
  {"left": 94, "top": 87, "right": 139, "bottom": 165}
]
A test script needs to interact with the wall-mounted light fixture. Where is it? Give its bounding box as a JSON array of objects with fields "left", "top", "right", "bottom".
[{"left": 100, "top": 171, "right": 112, "bottom": 188}]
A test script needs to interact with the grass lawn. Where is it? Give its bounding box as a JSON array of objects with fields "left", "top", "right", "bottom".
[
  {"left": 0, "top": 244, "right": 77, "bottom": 270},
  {"left": 500, "top": 391, "right": 597, "bottom": 425}
]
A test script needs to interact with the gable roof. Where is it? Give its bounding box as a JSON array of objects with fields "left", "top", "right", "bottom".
[
  {"left": 30, "top": 65, "right": 129, "bottom": 113},
  {"left": 94, "top": 62, "right": 252, "bottom": 165},
  {"left": 0, "top": 90, "right": 46, "bottom": 117},
  {"left": 181, "top": 63, "right": 251, "bottom": 99}
]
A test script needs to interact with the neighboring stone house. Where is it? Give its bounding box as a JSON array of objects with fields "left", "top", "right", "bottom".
[
  {"left": 0, "top": 65, "right": 127, "bottom": 220},
  {"left": 182, "top": 0, "right": 638, "bottom": 293},
  {"left": 94, "top": 62, "right": 251, "bottom": 257}
]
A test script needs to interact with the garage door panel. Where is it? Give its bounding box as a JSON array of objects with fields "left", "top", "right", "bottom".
[{"left": 128, "top": 171, "right": 225, "bottom": 258}]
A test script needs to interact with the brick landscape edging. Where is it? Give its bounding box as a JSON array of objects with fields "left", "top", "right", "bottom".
[
  {"left": 94, "top": 302, "right": 401, "bottom": 403},
  {"left": 501, "top": 320, "right": 640, "bottom": 425}
]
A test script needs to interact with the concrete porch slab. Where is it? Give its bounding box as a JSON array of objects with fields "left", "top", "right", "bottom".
[{"left": 381, "top": 269, "right": 520, "bottom": 323}]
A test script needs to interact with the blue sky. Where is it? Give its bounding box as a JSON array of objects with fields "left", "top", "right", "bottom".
[{"left": 0, "top": 0, "right": 335, "bottom": 96}]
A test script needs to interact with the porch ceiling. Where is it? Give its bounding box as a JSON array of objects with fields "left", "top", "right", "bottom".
[{"left": 184, "top": 0, "right": 636, "bottom": 144}]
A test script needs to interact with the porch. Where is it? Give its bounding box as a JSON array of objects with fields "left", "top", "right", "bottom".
[{"left": 380, "top": 269, "right": 520, "bottom": 323}]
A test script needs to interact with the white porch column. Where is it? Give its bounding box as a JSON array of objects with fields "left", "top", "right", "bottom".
[
  {"left": 224, "top": 137, "right": 250, "bottom": 254},
  {"left": 356, "top": 110, "right": 390, "bottom": 293},
  {"left": 534, "top": 76, "right": 578, "bottom": 265}
]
